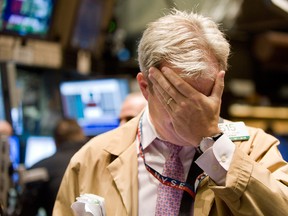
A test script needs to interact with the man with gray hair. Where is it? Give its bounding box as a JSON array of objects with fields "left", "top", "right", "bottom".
[{"left": 54, "top": 9, "right": 288, "bottom": 216}]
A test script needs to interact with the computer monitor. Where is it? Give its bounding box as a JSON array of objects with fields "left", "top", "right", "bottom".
[
  {"left": 9, "top": 135, "right": 20, "bottom": 169},
  {"left": 0, "top": 75, "right": 5, "bottom": 120},
  {"left": 24, "top": 136, "right": 56, "bottom": 168},
  {"left": 0, "top": 0, "right": 56, "bottom": 37},
  {"left": 59, "top": 78, "right": 130, "bottom": 136}
]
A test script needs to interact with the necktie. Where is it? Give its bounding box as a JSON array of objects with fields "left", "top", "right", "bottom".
[
  {"left": 179, "top": 149, "right": 203, "bottom": 215},
  {"left": 155, "top": 139, "right": 184, "bottom": 216}
]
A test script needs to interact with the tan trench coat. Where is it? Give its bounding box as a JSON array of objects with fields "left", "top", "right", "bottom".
[{"left": 53, "top": 113, "right": 288, "bottom": 216}]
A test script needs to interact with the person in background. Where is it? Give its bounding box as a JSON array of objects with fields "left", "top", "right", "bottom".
[
  {"left": 0, "top": 120, "right": 13, "bottom": 215},
  {"left": 18, "top": 118, "right": 88, "bottom": 216},
  {"left": 53, "top": 9, "right": 288, "bottom": 216},
  {"left": 119, "top": 91, "right": 147, "bottom": 125},
  {"left": 0, "top": 120, "right": 13, "bottom": 136}
]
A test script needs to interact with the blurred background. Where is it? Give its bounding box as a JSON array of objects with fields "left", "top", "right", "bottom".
[{"left": 1, "top": 0, "right": 288, "bottom": 215}]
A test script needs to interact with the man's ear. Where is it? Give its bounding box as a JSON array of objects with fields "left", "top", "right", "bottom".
[{"left": 136, "top": 72, "right": 149, "bottom": 100}]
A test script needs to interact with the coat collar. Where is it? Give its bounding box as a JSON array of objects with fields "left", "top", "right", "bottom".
[{"left": 103, "top": 111, "right": 142, "bottom": 156}]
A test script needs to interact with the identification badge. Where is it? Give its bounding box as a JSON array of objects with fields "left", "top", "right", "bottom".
[{"left": 218, "top": 121, "right": 250, "bottom": 141}]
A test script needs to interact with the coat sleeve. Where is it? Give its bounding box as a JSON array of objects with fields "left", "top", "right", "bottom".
[
  {"left": 52, "top": 160, "right": 80, "bottom": 216},
  {"left": 209, "top": 129, "right": 288, "bottom": 216}
]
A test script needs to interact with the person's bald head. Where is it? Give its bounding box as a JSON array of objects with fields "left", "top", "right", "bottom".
[
  {"left": 0, "top": 120, "right": 13, "bottom": 136},
  {"left": 119, "top": 92, "right": 147, "bottom": 125}
]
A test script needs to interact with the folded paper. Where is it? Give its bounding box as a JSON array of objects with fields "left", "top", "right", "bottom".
[{"left": 71, "top": 193, "right": 105, "bottom": 216}]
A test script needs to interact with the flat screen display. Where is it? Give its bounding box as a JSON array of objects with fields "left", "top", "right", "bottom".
[
  {"left": 71, "top": 0, "right": 103, "bottom": 51},
  {"left": 24, "top": 136, "right": 56, "bottom": 168},
  {"left": 9, "top": 135, "right": 20, "bottom": 169},
  {"left": 59, "top": 78, "right": 130, "bottom": 136},
  {"left": 0, "top": 0, "right": 55, "bottom": 37},
  {"left": 0, "top": 73, "right": 5, "bottom": 120}
]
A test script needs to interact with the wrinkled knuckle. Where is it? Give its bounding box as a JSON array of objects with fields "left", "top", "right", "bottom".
[
  {"left": 166, "top": 85, "right": 173, "bottom": 94},
  {"left": 174, "top": 108, "right": 182, "bottom": 116},
  {"left": 175, "top": 81, "right": 185, "bottom": 89},
  {"left": 179, "top": 101, "right": 188, "bottom": 108}
]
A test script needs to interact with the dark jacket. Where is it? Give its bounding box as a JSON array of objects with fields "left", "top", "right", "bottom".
[{"left": 18, "top": 139, "right": 87, "bottom": 216}]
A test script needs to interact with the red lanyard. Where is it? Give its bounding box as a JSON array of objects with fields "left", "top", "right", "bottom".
[{"left": 137, "top": 115, "right": 197, "bottom": 198}]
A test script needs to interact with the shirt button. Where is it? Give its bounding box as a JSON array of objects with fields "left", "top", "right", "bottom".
[{"left": 221, "top": 155, "right": 227, "bottom": 163}]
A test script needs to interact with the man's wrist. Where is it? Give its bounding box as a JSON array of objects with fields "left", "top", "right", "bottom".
[
  {"left": 211, "top": 132, "right": 224, "bottom": 141},
  {"left": 197, "top": 132, "right": 224, "bottom": 154}
]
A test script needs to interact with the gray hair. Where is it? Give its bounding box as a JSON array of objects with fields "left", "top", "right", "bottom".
[{"left": 137, "top": 9, "right": 230, "bottom": 81}]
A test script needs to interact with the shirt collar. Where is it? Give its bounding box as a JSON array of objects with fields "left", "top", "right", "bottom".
[{"left": 140, "top": 106, "right": 159, "bottom": 150}]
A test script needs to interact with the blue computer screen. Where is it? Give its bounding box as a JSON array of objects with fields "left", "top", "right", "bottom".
[
  {"left": 59, "top": 78, "right": 130, "bottom": 136},
  {"left": 0, "top": 74, "right": 5, "bottom": 120},
  {"left": 9, "top": 135, "right": 20, "bottom": 169}
]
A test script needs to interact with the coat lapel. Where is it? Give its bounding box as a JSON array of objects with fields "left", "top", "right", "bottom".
[
  {"left": 107, "top": 140, "right": 138, "bottom": 215},
  {"left": 104, "top": 114, "right": 142, "bottom": 215}
]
